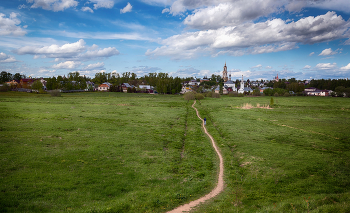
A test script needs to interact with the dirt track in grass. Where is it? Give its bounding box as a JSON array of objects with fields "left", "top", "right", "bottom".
[{"left": 167, "top": 100, "right": 225, "bottom": 213}]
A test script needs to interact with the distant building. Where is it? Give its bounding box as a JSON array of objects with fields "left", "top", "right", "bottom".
[
  {"left": 238, "top": 75, "right": 245, "bottom": 94},
  {"left": 222, "top": 62, "right": 228, "bottom": 82}
]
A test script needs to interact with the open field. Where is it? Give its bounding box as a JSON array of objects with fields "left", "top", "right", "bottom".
[{"left": 1, "top": 92, "right": 350, "bottom": 212}]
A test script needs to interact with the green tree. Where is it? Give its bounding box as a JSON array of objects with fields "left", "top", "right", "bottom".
[
  {"left": 31, "top": 80, "right": 43, "bottom": 91},
  {"left": 253, "top": 88, "right": 260, "bottom": 96},
  {"left": 0, "top": 71, "right": 12, "bottom": 83}
]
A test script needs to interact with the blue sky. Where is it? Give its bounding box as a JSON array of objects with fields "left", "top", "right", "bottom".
[{"left": 0, "top": 0, "right": 350, "bottom": 81}]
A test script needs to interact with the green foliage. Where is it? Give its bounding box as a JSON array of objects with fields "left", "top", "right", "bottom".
[
  {"left": 31, "top": 80, "right": 43, "bottom": 91},
  {"left": 0, "top": 71, "right": 12, "bottom": 83},
  {"left": 283, "top": 92, "right": 290, "bottom": 97},
  {"left": 253, "top": 88, "right": 260, "bottom": 96},
  {"left": 205, "top": 91, "right": 213, "bottom": 97},
  {"left": 0, "top": 83, "right": 10, "bottom": 92},
  {"left": 335, "top": 86, "right": 346, "bottom": 97},
  {"left": 195, "top": 93, "right": 204, "bottom": 100},
  {"left": 270, "top": 97, "right": 274, "bottom": 106},
  {"left": 184, "top": 92, "right": 195, "bottom": 100}
]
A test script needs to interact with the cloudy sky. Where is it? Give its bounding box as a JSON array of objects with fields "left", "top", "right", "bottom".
[{"left": 0, "top": 0, "right": 350, "bottom": 80}]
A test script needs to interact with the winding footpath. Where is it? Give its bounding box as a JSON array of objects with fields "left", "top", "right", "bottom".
[{"left": 167, "top": 100, "right": 224, "bottom": 213}]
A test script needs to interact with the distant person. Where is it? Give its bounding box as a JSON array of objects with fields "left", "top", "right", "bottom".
[{"left": 204, "top": 117, "right": 206, "bottom": 125}]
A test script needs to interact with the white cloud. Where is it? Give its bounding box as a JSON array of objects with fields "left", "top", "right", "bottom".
[
  {"left": 43, "top": 30, "right": 151, "bottom": 41},
  {"left": 0, "top": 12, "right": 27, "bottom": 36},
  {"left": 79, "top": 47, "right": 119, "bottom": 60},
  {"left": 0, "top": 52, "right": 17, "bottom": 63},
  {"left": 89, "top": 0, "right": 114, "bottom": 9},
  {"left": 15, "top": 39, "right": 86, "bottom": 58},
  {"left": 83, "top": 62, "right": 105, "bottom": 70},
  {"left": 52, "top": 61, "right": 81, "bottom": 69},
  {"left": 162, "top": 8, "right": 170, "bottom": 13},
  {"left": 251, "top": 64, "right": 262, "bottom": 69},
  {"left": 266, "top": 66, "right": 272, "bottom": 69},
  {"left": 319, "top": 48, "right": 342, "bottom": 56},
  {"left": 13, "top": 39, "right": 119, "bottom": 61},
  {"left": 27, "top": 0, "right": 78, "bottom": 12},
  {"left": 147, "top": 12, "right": 350, "bottom": 59},
  {"left": 81, "top": 7, "right": 94, "bottom": 13},
  {"left": 315, "top": 63, "right": 337, "bottom": 70},
  {"left": 340, "top": 63, "right": 350, "bottom": 70},
  {"left": 304, "top": 65, "right": 311, "bottom": 69},
  {"left": 309, "top": 52, "right": 314, "bottom": 56},
  {"left": 183, "top": 0, "right": 283, "bottom": 30},
  {"left": 120, "top": 2, "right": 132, "bottom": 14}
]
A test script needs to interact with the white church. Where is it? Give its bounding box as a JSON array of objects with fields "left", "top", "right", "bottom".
[{"left": 222, "top": 63, "right": 252, "bottom": 94}]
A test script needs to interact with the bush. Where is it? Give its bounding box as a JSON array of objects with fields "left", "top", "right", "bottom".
[
  {"left": 212, "top": 93, "right": 221, "bottom": 98},
  {"left": 50, "top": 90, "right": 61, "bottom": 97},
  {"left": 0, "top": 84, "right": 10, "bottom": 92},
  {"left": 195, "top": 93, "right": 205, "bottom": 100},
  {"left": 270, "top": 97, "right": 274, "bottom": 106},
  {"left": 253, "top": 88, "right": 260, "bottom": 96},
  {"left": 274, "top": 92, "right": 279, "bottom": 97},
  {"left": 205, "top": 91, "right": 213, "bottom": 97},
  {"left": 228, "top": 91, "right": 238, "bottom": 97},
  {"left": 238, "top": 93, "right": 244, "bottom": 97},
  {"left": 184, "top": 92, "right": 195, "bottom": 101},
  {"left": 283, "top": 92, "right": 290, "bottom": 97}
]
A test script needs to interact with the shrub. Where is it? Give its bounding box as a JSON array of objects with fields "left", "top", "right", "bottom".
[
  {"left": 195, "top": 93, "right": 205, "bottom": 100},
  {"left": 238, "top": 93, "right": 244, "bottom": 97},
  {"left": 253, "top": 88, "right": 260, "bottom": 96},
  {"left": 184, "top": 92, "right": 195, "bottom": 101},
  {"left": 0, "top": 84, "right": 10, "bottom": 92},
  {"left": 274, "top": 92, "right": 279, "bottom": 97},
  {"left": 228, "top": 91, "right": 238, "bottom": 97},
  {"left": 50, "top": 90, "right": 61, "bottom": 97},
  {"left": 212, "top": 93, "right": 221, "bottom": 98},
  {"left": 283, "top": 92, "right": 290, "bottom": 97},
  {"left": 205, "top": 91, "right": 213, "bottom": 97},
  {"left": 270, "top": 97, "right": 274, "bottom": 106}
]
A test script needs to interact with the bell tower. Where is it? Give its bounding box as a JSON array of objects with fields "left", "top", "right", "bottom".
[{"left": 222, "top": 62, "right": 228, "bottom": 82}]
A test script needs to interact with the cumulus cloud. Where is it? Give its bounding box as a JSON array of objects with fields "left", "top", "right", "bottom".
[
  {"left": 0, "top": 12, "right": 27, "bottom": 36},
  {"left": 27, "top": 0, "right": 78, "bottom": 11},
  {"left": 90, "top": 0, "right": 114, "bottom": 9},
  {"left": 304, "top": 65, "right": 311, "bottom": 69},
  {"left": 81, "top": 7, "right": 94, "bottom": 13},
  {"left": 79, "top": 47, "right": 119, "bottom": 60},
  {"left": 129, "top": 66, "right": 162, "bottom": 76},
  {"left": 83, "top": 62, "right": 105, "bottom": 70},
  {"left": 13, "top": 39, "right": 119, "bottom": 61},
  {"left": 340, "top": 63, "right": 350, "bottom": 70},
  {"left": 0, "top": 52, "right": 17, "bottom": 63},
  {"left": 162, "top": 8, "right": 170, "bottom": 13},
  {"left": 52, "top": 61, "right": 81, "bottom": 69},
  {"left": 120, "top": 2, "right": 132, "bottom": 14},
  {"left": 319, "top": 48, "right": 342, "bottom": 56},
  {"left": 147, "top": 12, "right": 350, "bottom": 59},
  {"left": 309, "top": 52, "right": 315, "bottom": 56},
  {"left": 15, "top": 39, "right": 86, "bottom": 58},
  {"left": 315, "top": 63, "right": 337, "bottom": 70},
  {"left": 183, "top": 0, "right": 283, "bottom": 30}
]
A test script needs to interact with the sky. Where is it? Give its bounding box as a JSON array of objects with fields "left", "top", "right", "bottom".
[{"left": 0, "top": 0, "right": 350, "bottom": 81}]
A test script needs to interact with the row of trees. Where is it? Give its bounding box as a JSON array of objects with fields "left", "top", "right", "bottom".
[{"left": 0, "top": 71, "right": 26, "bottom": 83}]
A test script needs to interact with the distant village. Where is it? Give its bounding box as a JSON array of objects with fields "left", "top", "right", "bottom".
[{"left": 1, "top": 63, "right": 349, "bottom": 97}]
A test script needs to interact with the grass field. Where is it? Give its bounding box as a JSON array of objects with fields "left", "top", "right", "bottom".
[{"left": 1, "top": 92, "right": 349, "bottom": 212}]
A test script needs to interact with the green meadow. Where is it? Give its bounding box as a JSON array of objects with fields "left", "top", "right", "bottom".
[{"left": 0, "top": 92, "right": 349, "bottom": 212}]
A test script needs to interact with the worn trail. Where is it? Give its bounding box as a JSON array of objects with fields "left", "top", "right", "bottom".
[{"left": 167, "top": 100, "right": 224, "bottom": 213}]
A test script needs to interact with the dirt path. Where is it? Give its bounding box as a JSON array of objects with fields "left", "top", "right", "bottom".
[{"left": 167, "top": 100, "right": 224, "bottom": 213}]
